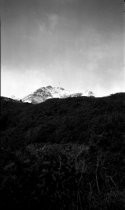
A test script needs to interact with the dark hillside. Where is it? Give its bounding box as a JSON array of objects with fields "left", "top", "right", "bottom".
[
  {"left": 1, "top": 93, "right": 125, "bottom": 150},
  {"left": 0, "top": 93, "right": 125, "bottom": 209}
]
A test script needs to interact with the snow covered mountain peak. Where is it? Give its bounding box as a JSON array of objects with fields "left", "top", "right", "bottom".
[
  {"left": 22, "top": 86, "right": 93, "bottom": 104},
  {"left": 22, "top": 86, "right": 70, "bottom": 104}
]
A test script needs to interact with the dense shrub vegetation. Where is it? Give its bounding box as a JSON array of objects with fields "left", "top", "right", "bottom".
[{"left": 0, "top": 93, "right": 125, "bottom": 209}]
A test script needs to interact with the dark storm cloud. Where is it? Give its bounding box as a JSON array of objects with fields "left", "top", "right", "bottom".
[{"left": 1, "top": 0, "right": 124, "bottom": 97}]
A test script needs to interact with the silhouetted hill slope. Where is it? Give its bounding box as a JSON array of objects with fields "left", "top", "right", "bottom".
[
  {"left": 1, "top": 93, "right": 125, "bottom": 150},
  {"left": 0, "top": 93, "right": 125, "bottom": 209}
]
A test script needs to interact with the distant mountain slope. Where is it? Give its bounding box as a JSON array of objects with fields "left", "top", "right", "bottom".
[
  {"left": 1, "top": 93, "right": 125, "bottom": 150},
  {"left": 22, "top": 86, "right": 91, "bottom": 104}
]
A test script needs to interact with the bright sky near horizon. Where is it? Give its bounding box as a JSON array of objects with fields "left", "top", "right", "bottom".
[{"left": 1, "top": 0, "right": 125, "bottom": 98}]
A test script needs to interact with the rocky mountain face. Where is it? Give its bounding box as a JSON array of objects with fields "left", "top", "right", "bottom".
[{"left": 22, "top": 86, "right": 93, "bottom": 104}]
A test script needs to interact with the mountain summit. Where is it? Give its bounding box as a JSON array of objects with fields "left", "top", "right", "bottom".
[{"left": 22, "top": 86, "right": 85, "bottom": 104}]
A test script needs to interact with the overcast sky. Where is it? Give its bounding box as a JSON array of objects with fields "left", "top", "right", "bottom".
[{"left": 1, "top": 0, "right": 124, "bottom": 98}]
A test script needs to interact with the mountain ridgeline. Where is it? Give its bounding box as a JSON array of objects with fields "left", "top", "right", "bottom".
[
  {"left": 0, "top": 92, "right": 125, "bottom": 209},
  {"left": 22, "top": 86, "right": 93, "bottom": 104}
]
